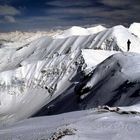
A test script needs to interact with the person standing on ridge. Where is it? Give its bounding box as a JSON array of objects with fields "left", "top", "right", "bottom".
[{"left": 127, "top": 39, "right": 131, "bottom": 51}]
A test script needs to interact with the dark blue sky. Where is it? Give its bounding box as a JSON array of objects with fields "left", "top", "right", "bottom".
[{"left": 0, "top": 0, "right": 140, "bottom": 32}]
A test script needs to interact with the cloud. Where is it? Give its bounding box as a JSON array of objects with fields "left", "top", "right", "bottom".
[
  {"left": 4, "top": 15, "right": 16, "bottom": 23},
  {"left": 44, "top": 3, "right": 140, "bottom": 28},
  {"left": 0, "top": 5, "right": 20, "bottom": 24},
  {"left": 99, "top": 0, "right": 132, "bottom": 7},
  {"left": 45, "top": 7, "right": 106, "bottom": 17},
  {"left": 0, "top": 5, "right": 20, "bottom": 16},
  {"left": 46, "top": 0, "right": 92, "bottom": 7},
  {"left": 1, "top": 0, "right": 140, "bottom": 31}
]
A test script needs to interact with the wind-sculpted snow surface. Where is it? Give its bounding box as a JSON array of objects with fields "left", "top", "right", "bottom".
[{"left": 0, "top": 23, "right": 140, "bottom": 125}]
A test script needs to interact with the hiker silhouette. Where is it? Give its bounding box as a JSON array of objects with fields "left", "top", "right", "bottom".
[{"left": 127, "top": 39, "right": 131, "bottom": 51}]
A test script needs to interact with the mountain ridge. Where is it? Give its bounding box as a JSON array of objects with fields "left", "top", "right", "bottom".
[{"left": 0, "top": 23, "right": 140, "bottom": 124}]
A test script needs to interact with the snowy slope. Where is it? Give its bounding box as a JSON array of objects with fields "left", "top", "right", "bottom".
[
  {"left": 76, "top": 52, "right": 140, "bottom": 108},
  {"left": 54, "top": 25, "right": 106, "bottom": 38},
  {"left": 81, "top": 49, "right": 118, "bottom": 69},
  {"left": 87, "top": 25, "right": 106, "bottom": 34},
  {"left": 129, "top": 22, "right": 140, "bottom": 38},
  {"left": 55, "top": 26, "right": 90, "bottom": 38},
  {"left": 0, "top": 23, "right": 140, "bottom": 124},
  {"left": 0, "top": 108, "right": 140, "bottom": 140},
  {"left": 112, "top": 25, "right": 140, "bottom": 52}
]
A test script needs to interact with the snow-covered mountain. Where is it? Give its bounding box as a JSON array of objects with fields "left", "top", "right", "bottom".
[
  {"left": 1, "top": 23, "right": 140, "bottom": 139},
  {"left": 76, "top": 52, "right": 140, "bottom": 107}
]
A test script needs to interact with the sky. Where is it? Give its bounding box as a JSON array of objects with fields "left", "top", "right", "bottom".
[{"left": 0, "top": 0, "right": 140, "bottom": 32}]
